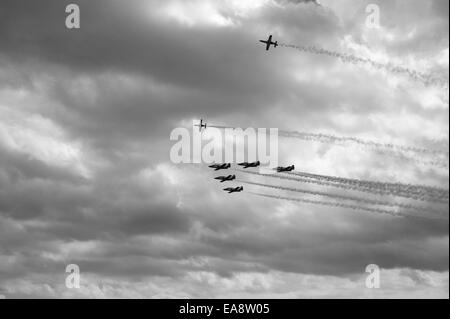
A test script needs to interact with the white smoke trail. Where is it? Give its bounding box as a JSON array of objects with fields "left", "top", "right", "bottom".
[
  {"left": 280, "top": 43, "right": 449, "bottom": 89},
  {"left": 208, "top": 125, "right": 449, "bottom": 168},
  {"left": 208, "top": 125, "right": 235, "bottom": 129},
  {"left": 238, "top": 169, "right": 395, "bottom": 195},
  {"left": 278, "top": 130, "right": 449, "bottom": 157},
  {"left": 240, "top": 179, "right": 446, "bottom": 217},
  {"left": 249, "top": 192, "right": 447, "bottom": 220},
  {"left": 286, "top": 171, "right": 449, "bottom": 203},
  {"left": 278, "top": 130, "right": 449, "bottom": 169},
  {"left": 237, "top": 169, "right": 448, "bottom": 204}
]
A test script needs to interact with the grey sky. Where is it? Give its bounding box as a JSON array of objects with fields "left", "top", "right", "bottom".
[{"left": 0, "top": 0, "right": 448, "bottom": 298}]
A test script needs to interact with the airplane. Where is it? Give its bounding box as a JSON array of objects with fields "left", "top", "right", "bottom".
[
  {"left": 214, "top": 175, "right": 236, "bottom": 182},
  {"left": 223, "top": 186, "right": 243, "bottom": 193},
  {"left": 259, "top": 35, "right": 278, "bottom": 51},
  {"left": 238, "top": 161, "right": 260, "bottom": 169},
  {"left": 276, "top": 165, "right": 295, "bottom": 172},
  {"left": 194, "top": 118, "right": 207, "bottom": 132},
  {"left": 208, "top": 163, "right": 231, "bottom": 171}
]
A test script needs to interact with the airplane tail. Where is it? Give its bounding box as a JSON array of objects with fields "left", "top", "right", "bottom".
[{"left": 274, "top": 41, "right": 278, "bottom": 47}]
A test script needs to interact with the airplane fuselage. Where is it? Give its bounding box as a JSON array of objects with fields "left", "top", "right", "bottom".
[
  {"left": 238, "top": 161, "right": 260, "bottom": 169},
  {"left": 259, "top": 35, "right": 278, "bottom": 51},
  {"left": 215, "top": 175, "right": 236, "bottom": 182},
  {"left": 209, "top": 163, "right": 231, "bottom": 171},
  {"left": 277, "top": 165, "right": 295, "bottom": 172},
  {"left": 223, "top": 186, "right": 243, "bottom": 193}
]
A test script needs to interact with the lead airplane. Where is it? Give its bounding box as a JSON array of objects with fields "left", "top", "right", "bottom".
[
  {"left": 214, "top": 175, "right": 236, "bottom": 182},
  {"left": 276, "top": 165, "right": 295, "bottom": 172},
  {"left": 259, "top": 35, "right": 278, "bottom": 51},
  {"left": 223, "top": 186, "right": 243, "bottom": 193},
  {"left": 209, "top": 163, "right": 231, "bottom": 171},
  {"left": 238, "top": 161, "right": 260, "bottom": 169}
]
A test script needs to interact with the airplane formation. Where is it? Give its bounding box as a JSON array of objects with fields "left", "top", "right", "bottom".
[
  {"left": 197, "top": 118, "right": 294, "bottom": 194},
  {"left": 186, "top": 35, "right": 450, "bottom": 219},
  {"left": 208, "top": 161, "right": 295, "bottom": 194},
  {"left": 202, "top": 36, "right": 285, "bottom": 194}
]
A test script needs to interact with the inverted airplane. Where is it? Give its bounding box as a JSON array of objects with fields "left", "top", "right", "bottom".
[
  {"left": 223, "top": 186, "right": 243, "bottom": 193},
  {"left": 259, "top": 35, "right": 278, "bottom": 51},
  {"left": 195, "top": 118, "right": 207, "bottom": 132},
  {"left": 209, "top": 163, "right": 231, "bottom": 171},
  {"left": 238, "top": 161, "right": 260, "bottom": 169},
  {"left": 276, "top": 165, "right": 295, "bottom": 172},
  {"left": 214, "top": 175, "right": 236, "bottom": 182}
]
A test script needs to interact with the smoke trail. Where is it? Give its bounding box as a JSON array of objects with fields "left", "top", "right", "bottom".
[
  {"left": 286, "top": 171, "right": 449, "bottom": 203},
  {"left": 242, "top": 179, "right": 393, "bottom": 205},
  {"left": 280, "top": 43, "right": 449, "bottom": 89},
  {"left": 207, "top": 125, "right": 449, "bottom": 168},
  {"left": 278, "top": 130, "right": 449, "bottom": 168},
  {"left": 238, "top": 169, "right": 400, "bottom": 196},
  {"left": 237, "top": 169, "right": 448, "bottom": 204},
  {"left": 238, "top": 169, "right": 392, "bottom": 194},
  {"left": 250, "top": 191, "right": 398, "bottom": 216},
  {"left": 208, "top": 124, "right": 448, "bottom": 158},
  {"left": 240, "top": 179, "right": 446, "bottom": 217},
  {"left": 278, "top": 130, "right": 448, "bottom": 157},
  {"left": 249, "top": 192, "right": 442, "bottom": 219},
  {"left": 208, "top": 125, "right": 235, "bottom": 129},
  {"left": 250, "top": 192, "right": 447, "bottom": 220}
]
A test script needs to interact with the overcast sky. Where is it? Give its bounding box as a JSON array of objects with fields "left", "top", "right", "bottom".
[{"left": 0, "top": 0, "right": 448, "bottom": 298}]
